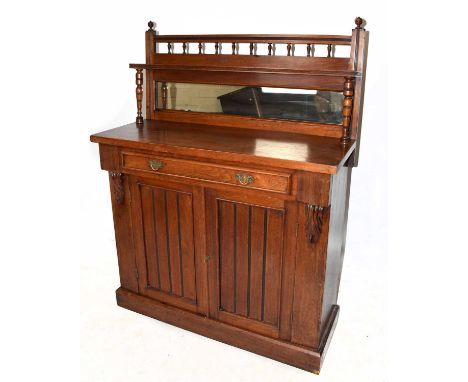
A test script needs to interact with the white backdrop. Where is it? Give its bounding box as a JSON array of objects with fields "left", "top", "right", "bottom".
[
  {"left": 3, "top": 2, "right": 468, "bottom": 381},
  {"left": 79, "top": 1, "right": 387, "bottom": 381}
]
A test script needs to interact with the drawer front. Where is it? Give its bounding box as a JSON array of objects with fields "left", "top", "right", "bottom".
[{"left": 122, "top": 153, "right": 290, "bottom": 194}]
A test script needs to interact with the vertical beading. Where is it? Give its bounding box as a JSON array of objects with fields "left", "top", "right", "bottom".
[
  {"left": 135, "top": 69, "right": 144, "bottom": 125},
  {"left": 162, "top": 82, "right": 168, "bottom": 110},
  {"left": 341, "top": 77, "right": 354, "bottom": 145}
]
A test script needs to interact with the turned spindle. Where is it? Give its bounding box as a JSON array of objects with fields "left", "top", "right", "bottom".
[
  {"left": 355, "top": 16, "right": 365, "bottom": 30},
  {"left": 215, "top": 42, "right": 219, "bottom": 54},
  {"left": 183, "top": 42, "right": 187, "bottom": 54},
  {"left": 167, "top": 42, "right": 172, "bottom": 54},
  {"left": 287, "top": 43, "right": 292, "bottom": 56},
  {"left": 161, "top": 82, "right": 168, "bottom": 110},
  {"left": 327, "top": 44, "right": 332, "bottom": 58},
  {"left": 307, "top": 43, "right": 311, "bottom": 57},
  {"left": 135, "top": 69, "right": 144, "bottom": 125},
  {"left": 268, "top": 43, "right": 272, "bottom": 56},
  {"left": 198, "top": 42, "right": 203, "bottom": 54},
  {"left": 249, "top": 43, "right": 254, "bottom": 55},
  {"left": 341, "top": 77, "right": 354, "bottom": 145}
]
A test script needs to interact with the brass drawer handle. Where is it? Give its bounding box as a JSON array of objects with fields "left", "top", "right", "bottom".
[
  {"left": 148, "top": 159, "right": 165, "bottom": 171},
  {"left": 235, "top": 173, "right": 255, "bottom": 185}
]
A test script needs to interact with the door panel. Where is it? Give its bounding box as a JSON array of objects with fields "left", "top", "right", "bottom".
[
  {"left": 206, "top": 189, "right": 292, "bottom": 338},
  {"left": 130, "top": 176, "right": 204, "bottom": 313}
]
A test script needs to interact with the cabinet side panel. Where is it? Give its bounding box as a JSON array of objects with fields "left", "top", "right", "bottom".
[
  {"left": 278, "top": 201, "right": 298, "bottom": 341},
  {"left": 109, "top": 173, "right": 139, "bottom": 292},
  {"left": 291, "top": 203, "right": 330, "bottom": 349},
  {"left": 320, "top": 159, "right": 353, "bottom": 336}
]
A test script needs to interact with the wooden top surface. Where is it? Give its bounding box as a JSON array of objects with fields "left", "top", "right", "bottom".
[{"left": 90, "top": 120, "right": 355, "bottom": 174}]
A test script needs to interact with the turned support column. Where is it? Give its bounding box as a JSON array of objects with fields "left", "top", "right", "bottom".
[
  {"left": 161, "top": 82, "right": 168, "bottom": 109},
  {"left": 341, "top": 77, "right": 354, "bottom": 145},
  {"left": 135, "top": 69, "right": 144, "bottom": 125}
]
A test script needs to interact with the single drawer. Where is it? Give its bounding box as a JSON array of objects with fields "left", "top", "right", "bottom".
[{"left": 122, "top": 152, "right": 290, "bottom": 194}]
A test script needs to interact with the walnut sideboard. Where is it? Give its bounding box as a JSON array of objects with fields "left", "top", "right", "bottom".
[{"left": 90, "top": 17, "right": 368, "bottom": 374}]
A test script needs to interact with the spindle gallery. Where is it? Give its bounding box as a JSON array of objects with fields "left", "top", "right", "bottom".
[{"left": 90, "top": 17, "right": 369, "bottom": 374}]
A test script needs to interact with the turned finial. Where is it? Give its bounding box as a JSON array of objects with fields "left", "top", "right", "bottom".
[
  {"left": 148, "top": 21, "right": 155, "bottom": 31},
  {"left": 354, "top": 17, "right": 364, "bottom": 30}
]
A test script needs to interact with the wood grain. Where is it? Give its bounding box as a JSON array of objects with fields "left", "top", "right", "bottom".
[
  {"left": 178, "top": 192, "right": 197, "bottom": 301},
  {"left": 154, "top": 110, "right": 342, "bottom": 138},
  {"left": 219, "top": 201, "right": 236, "bottom": 313},
  {"left": 249, "top": 206, "right": 266, "bottom": 321},
  {"left": 140, "top": 186, "right": 161, "bottom": 289},
  {"left": 235, "top": 203, "right": 250, "bottom": 316},
  {"left": 153, "top": 34, "right": 352, "bottom": 45},
  {"left": 122, "top": 151, "right": 291, "bottom": 194},
  {"left": 137, "top": 55, "right": 351, "bottom": 73},
  {"left": 91, "top": 120, "right": 356, "bottom": 174},
  {"left": 290, "top": 203, "right": 330, "bottom": 348},
  {"left": 263, "top": 209, "right": 284, "bottom": 325}
]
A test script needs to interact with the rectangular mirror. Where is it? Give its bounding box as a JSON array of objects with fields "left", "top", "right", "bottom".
[{"left": 155, "top": 82, "right": 343, "bottom": 124}]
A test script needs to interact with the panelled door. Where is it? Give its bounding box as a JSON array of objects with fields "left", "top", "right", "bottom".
[
  {"left": 129, "top": 176, "right": 208, "bottom": 314},
  {"left": 205, "top": 188, "right": 297, "bottom": 339}
]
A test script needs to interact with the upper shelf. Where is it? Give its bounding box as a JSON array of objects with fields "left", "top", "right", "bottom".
[
  {"left": 90, "top": 120, "right": 355, "bottom": 174},
  {"left": 129, "top": 62, "right": 359, "bottom": 78}
]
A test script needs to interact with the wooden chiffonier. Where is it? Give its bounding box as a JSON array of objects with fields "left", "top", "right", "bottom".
[{"left": 90, "top": 17, "right": 369, "bottom": 374}]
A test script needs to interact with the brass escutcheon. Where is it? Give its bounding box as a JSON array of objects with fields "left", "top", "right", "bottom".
[
  {"left": 148, "top": 159, "right": 165, "bottom": 171},
  {"left": 235, "top": 173, "right": 255, "bottom": 185}
]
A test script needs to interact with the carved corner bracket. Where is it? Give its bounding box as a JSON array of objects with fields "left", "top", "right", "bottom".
[
  {"left": 305, "top": 204, "right": 328, "bottom": 245},
  {"left": 110, "top": 172, "right": 124, "bottom": 205}
]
